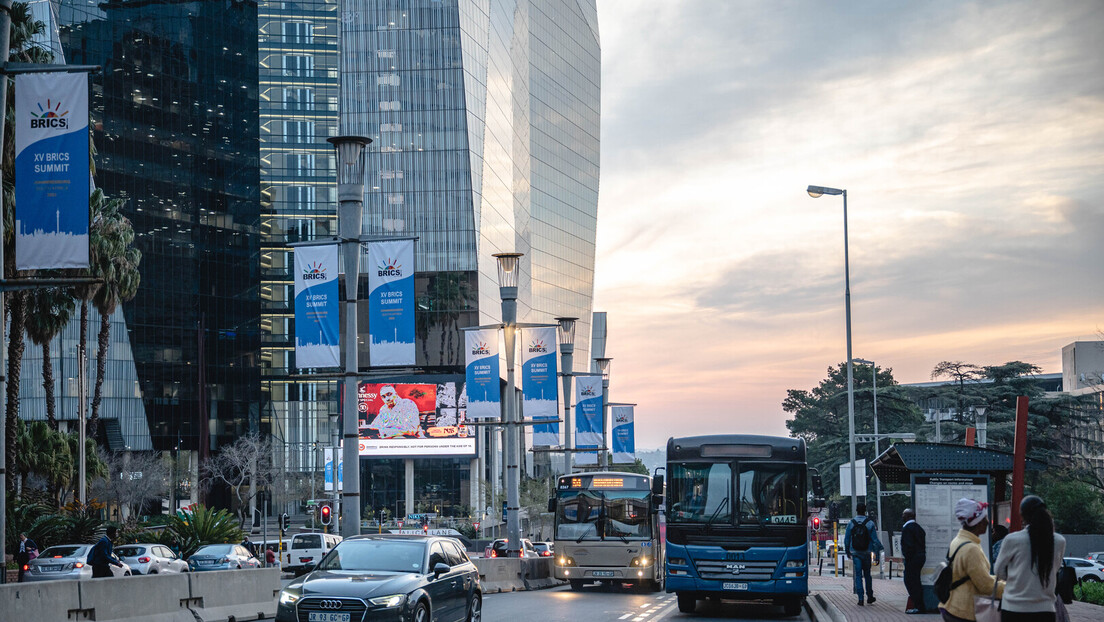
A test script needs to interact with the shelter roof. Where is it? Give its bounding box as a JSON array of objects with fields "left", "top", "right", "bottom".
[{"left": 869, "top": 442, "right": 1045, "bottom": 485}]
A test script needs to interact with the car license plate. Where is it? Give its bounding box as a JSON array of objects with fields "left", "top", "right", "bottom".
[
  {"left": 723, "top": 582, "right": 748, "bottom": 590},
  {"left": 199, "top": 560, "right": 214, "bottom": 565},
  {"left": 43, "top": 565, "right": 62, "bottom": 571},
  {"left": 308, "top": 614, "right": 350, "bottom": 622},
  {"left": 592, "top": 571, "right": 615, "bottom": 577}
]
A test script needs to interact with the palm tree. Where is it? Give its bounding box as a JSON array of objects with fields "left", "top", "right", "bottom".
[{"left": 24, "top": 287, "right": 76, "bottom": 430}]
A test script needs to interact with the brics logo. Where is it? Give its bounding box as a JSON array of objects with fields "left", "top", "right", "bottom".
[
  {"left": 471, "top": 342, "right": 491, "bottom": 355},
  {"left": 527, "top": 339, "right": 548, "bottom": 353},
  {"left": 30, "top": 99, "right": 69, "bottom": 129},
  {"left": 377, "top": 258, "right": 402, "bottom": 277},
  {"left": 301, "top": 261, "right": 328, "bottom": 280},
  {"left": 581, "top": 386, "right": 596, "bottom": 397}
]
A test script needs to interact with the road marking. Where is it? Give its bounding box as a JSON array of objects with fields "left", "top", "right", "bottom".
[
  {"left": 646, "top": 600, "right": 680, "bottom": 622},
  {"left": 619, "top": 614, "right": 632, "bottom": 620}
]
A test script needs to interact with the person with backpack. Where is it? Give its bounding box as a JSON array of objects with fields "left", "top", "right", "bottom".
[
  {"left": 993, "top": 495, "right": 1065, "bottom": 622},
  {"left": 89, "top": 526, "right": 124, "bottom": 578},
  {"left": 844, "top": 502, "right": 884, "bottom": 606},
  {"left": 938, "top": 498, "right": 1004, "bottom": 622}
]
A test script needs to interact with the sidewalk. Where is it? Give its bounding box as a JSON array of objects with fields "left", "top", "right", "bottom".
[{"left": 808, "top": 572, "right": 1102, "bottom": 622}]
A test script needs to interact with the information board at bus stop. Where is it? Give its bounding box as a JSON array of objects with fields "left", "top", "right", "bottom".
[{"left": 911, "top": 474, "right": 989, "bottom": 585}]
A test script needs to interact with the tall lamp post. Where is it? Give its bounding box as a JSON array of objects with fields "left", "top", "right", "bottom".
[
  {"left": 594, "top": 357, "right": 611, "bottom": 470},
  {"left": 854, "top": 358, "right": 882, "bottom": 577},
  {"left": 974, "top": 406, "right": 988, "bottom": 448},
  {"left": 555, "top": 317, "right": 577, "bottom": 475},
  {"left": 493, "top": 252, "right": 524, "bottom": 556},
  {"left": 329, "top": 135, "right": 370, "bottom": 538},
  {"left": 807, "top": 184, "right": 858, "bottom": 518}
]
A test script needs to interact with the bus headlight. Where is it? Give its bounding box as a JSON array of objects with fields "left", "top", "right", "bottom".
[
  {"left": 558, "top": 556, "right": 576, "bottom": 566},
  {"left": 784, "top": 560, "right": 804, "bottom": 568}
]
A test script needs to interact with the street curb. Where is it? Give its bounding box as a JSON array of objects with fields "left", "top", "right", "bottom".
[{"left": 807, "top": 593, "right": 846, "bottom": 622}]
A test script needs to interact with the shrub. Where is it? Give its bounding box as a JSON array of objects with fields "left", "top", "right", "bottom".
[
  {"left": 167, "top": 505, "right": 244, "bottom": 558},
  {"left": 1075, "top": 581, "right": 1104, "bottom": 606}
]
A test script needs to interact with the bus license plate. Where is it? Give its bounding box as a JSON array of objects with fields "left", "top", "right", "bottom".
[
  {"left": 723, "top": 582, "right": 748, "bottom": 591},
  {"left": 308, "top": 614, "right": 350, "bottom": 622},
  {"left": 592, "top": 571, "right": 615, "bottom": 577}
]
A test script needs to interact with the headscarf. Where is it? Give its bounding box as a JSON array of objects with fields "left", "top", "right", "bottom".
[{"left": 954, "top": 498, "right": 989, "bottom": 527}]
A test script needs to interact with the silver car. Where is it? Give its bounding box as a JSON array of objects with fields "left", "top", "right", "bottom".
[
  {"left": 23, "top": 544, "right": 132, "bottom": 582},
  {"left": 187, "top": 543, "right": 261, "bottom": 571},
  {"left": 115, "top": 543, "right": 188, "bottom": 575}
]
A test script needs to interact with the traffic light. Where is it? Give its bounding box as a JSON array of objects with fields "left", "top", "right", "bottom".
[
  {"left": 812, "top": 516, "right": 821, "bottom": 531},
  {"left": 280, "top": 512, "right": 290, "bottom": 532},
  {"left": 422, "top": 524, "right": 428, "bottom": 534},
  {"left": 828, "top": 501, "right": 840, "bottom": 522},
  {"left": 320, "top": 503, "right": 333, "bottom": 526}
]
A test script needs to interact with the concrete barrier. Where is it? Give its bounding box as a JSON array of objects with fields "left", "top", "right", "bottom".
[
  {"left": 521, "top": 558, "right": 561, "bottom": 590},
  {"left": 0, "top": 579, "right": 82, "bottom": 622},
  {"left": 78, "top": 572, "right": 194, "bottom": 622},
  {"left": 472, "top": 558, "right": 563, "bottom": 593},
  {"left": 188, "top": 568, "right": 281, "bottom": 622}
]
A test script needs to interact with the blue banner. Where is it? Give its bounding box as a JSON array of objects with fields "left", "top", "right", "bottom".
[
  {"left": 573, "top": 375, "right": 603, "bottom": 466},
  {"left": 294, "top": 244, "right": 340, "bottom": 368},
  {"left": 523, "top": 326, "right": 559, "bottom": 446},
  {"left": 368, "top": 239, "right": 416, "bottom": 366},
  {"left": 465, "top": 328, "right": 500, "bottom": 420},
  {"left": 611, "top": 405, "right": 635, "bottom": 464},
  {"left": 15, "top": 72, "right": 89, "bottom": 269}
]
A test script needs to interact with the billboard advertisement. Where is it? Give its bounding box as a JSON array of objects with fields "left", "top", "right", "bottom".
[
  {"left": 15, "top": 72, "right": 90, "bottom": 269},
  {"left": 293, "top": 244, "right": 341, "bottom": 368},
  {"left": 357, "top": 382, "right": 475, "bottom": 456},
  {"left": 368, "top": 239, "right": 416, "bottom": 366},
  {"left": 611, "top": 405, "right": 635, "bottom": 464},
  {"left": 573, "top": 375, "right": 603, "bottom": 466},
  {"left": 523, "top": 326, "right": 559, "bottom": 446},
  {"left": 464, "top": 328, "right": 500, "bottom": 420}
]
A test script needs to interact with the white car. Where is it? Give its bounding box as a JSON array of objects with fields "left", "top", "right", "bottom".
[
  {"left": 1063, "top": 557, "right": 1104, "bottom": 582},
  {"left": 115, "top": 543, "right": 188, "bottom": 575}
]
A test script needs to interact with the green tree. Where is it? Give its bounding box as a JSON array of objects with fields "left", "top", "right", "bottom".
[
  {"left": 24, "top": 287, "right": 76, "bottom": 430},
  {"left": 167, "top": 505, "right": 245, "bottom": 558},
  {"left": 784, "top": 362, "right": 925, "bottom": 503},
  {"left": 1033, "top": 473, "right": 1104, "bottom": 534}
]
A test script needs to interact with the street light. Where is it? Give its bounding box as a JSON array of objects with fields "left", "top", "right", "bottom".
[
  {"left": 807, "top": 183, "right": 858, "bottom": 518},
  {"left": 974, "top": 406, "right": 988, "bottom": 448},
  {"left": 329, "top": 135, "right": 371, "bottom": 538},
  {"left": 594, "top": 357, "right": 611, "bottom": 470},
  {"left": 555, "top": 317, "right": 577, "bottom": 475},
  {"left": 493, "top": 252, "right": 524, "bottom": 557},
  {"left": 854, "top": 357, "right": 883, "bottom": 578}
]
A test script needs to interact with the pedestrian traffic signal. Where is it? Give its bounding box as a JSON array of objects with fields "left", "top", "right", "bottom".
[
  {"left": 320, "top": 504, "right": 332, "bottom": 526},
  {"left": 812, "top": 516, "right": 821, "bottom": 531}
]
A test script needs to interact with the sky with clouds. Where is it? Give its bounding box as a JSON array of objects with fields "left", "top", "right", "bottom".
[{"left": 590, "top": 0, "right": 1104, "bottom": 450}]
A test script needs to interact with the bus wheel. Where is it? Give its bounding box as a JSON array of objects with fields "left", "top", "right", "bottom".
[
  {"left": 783, "top": 599, "right": 804, "bottom": 617},
  {"left": 569, "top": 580, "right": 584, "bottom": 591},
  {"left": 677, "top": 593, "right": 696, "bottom": 613},
  {"left": 647, "top": 578, "right": 663, "bottom": 592}
]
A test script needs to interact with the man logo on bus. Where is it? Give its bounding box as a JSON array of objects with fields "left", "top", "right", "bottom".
[{"left": 30, "top": 99, "right": 69, "bottom": 129}]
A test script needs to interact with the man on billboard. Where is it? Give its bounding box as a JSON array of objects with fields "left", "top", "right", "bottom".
[{"left": 367, "top": 385, "right": 423, "bottom": 438}]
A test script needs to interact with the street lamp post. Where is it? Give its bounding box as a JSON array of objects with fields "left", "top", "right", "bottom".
[
  {"left": 974, "top": 406, "right": 988, "bottom": 448},
  {"left": 555, "top": 317, "right": 577, "bottom": 475},
  {"left": 854, "top": 358, "right": 882, "bottom": 578},
  {"left": 807, "top": 184, "right": 858, "bottom": 518},
  {"left": 594, "top": 357, "right": 611, "bottom": 470},
  {"left": 329, "top": 135, "right": 371, "bottom": 538},
  {"left": 493, "top": 252, "right": 524, "bottom": 557}
]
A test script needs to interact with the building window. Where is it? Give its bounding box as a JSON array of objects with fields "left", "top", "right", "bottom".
[
  {"left": 289, "top": 153, "right": 315, "bottom": 176},
  {"left": 283, "top": 21, "right": 313, "bottom": 44},
  {"left": 284, "top": 55, "right": 314, "bottom": 77},
  {"left": 287, "top": 185, "right": 316, "bottom": 210},
  {"left": 285, "top": 120, "right": 314, "bottom": 144},
  {"left": 285, "top": 88, "right": 313, "bottom": 111}
]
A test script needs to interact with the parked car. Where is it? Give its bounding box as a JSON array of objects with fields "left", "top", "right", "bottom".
[
  {"left": 1086, "top": 552, "right": 1104, "bottom": 564},
  {"left": 483, "top": 538, "right": 537, "bottom": 558},
  {"left": 23, "top": 544, "right": 131, "bottom": 582},
  {"left": 286, "top": 532, "right": 342, "bottom": 574},
  {"left": 532, "top": 542, "right": 554, "bottom": 557},
  {"left": 187, "top": 543, "right": 261, "bottom": 571},
  {"left": 1063, "top": 557, "right": 1104, "bottom": 582},
  {"left": 276, "top": 534, "right": 482, "bottom": 622},
  {"left": 115, "top": 543, "right": 188, "bottom": 575}
]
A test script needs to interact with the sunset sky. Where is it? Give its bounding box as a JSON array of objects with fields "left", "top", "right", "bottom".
[{"left": 590, "top": 1, "right": 1104, "bottom": 450}]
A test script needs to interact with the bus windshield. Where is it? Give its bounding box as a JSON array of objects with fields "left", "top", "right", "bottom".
[
  {"left": 555, "top": 489, "right": 651, "bottom": 541},
  {"left": 669, "top": 461, "right": 804, "bottom": 525}
]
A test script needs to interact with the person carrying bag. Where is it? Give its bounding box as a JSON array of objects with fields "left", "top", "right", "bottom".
[
  {"left": 993, "top": 496, "right": 1066, "bottom": 622},
  {"left": 938, "top": 498, "right": 1004, "bottom": 622}
]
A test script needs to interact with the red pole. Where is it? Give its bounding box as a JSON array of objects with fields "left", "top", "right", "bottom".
[
  {"left": 965, "top": 428, "right": 976, "bottom": 446},
  {"left": 1010, "top": 396, "right": 1029, "bottom": 532}
]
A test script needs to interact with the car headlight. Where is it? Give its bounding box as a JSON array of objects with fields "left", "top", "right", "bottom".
[
  {"left": 279, "top": 590, "right": 300, "bottom": 605},
  {"left": 369, "top": 594, "right": 406, "bottom": 608}
]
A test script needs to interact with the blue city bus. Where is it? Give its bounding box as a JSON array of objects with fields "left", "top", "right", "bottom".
[{"left": 664, "top": 435, "right": 808, "bottom": 616}]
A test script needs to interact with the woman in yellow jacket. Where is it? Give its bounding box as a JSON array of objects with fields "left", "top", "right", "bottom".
[{"left": 939, "top": 498, "right": 1005, "bottom": 622}]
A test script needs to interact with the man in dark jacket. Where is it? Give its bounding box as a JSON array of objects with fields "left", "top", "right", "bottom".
[
  {"left": 89, "top": 526, "right": 123, "bottom": 578},
  {"left": 900, "top": 508, "right": 927, "bottom": 614},
  {"left": 16, "top": 533, "right": 38, "bottom": 582}
]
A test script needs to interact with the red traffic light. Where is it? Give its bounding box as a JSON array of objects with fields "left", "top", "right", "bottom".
[
  {"left": 812, "top": 517, "right": 821, "bottom": 530},
  {"left": 320, "top": 504, "right": 332, "bottom": 526},
  {"left": 422, "top": 524, "right": 428, "bottom": 533}
]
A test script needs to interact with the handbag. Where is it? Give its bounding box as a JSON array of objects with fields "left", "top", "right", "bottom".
[
  {"left": 1055, "top": 595, "right": 1071, "bottom": 622},
  {"left": 973, "top": 581, "right": 1000, "bottom": 622}
]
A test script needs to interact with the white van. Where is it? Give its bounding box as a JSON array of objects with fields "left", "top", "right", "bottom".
[{"left": 286, "top": 532, "right": 342, "bottom": 573}]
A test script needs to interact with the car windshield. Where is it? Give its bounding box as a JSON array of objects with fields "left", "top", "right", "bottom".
[
  {"left": 116, "top": 546, "right": 145, "bottom": 557},
  {"left": 195, "top": 545, "right": 234, "bottom": 556},
  {"left": 40, "top": 546, "right": 87, "bottom": 558},
  {"left": 318, "top": 540, "right": 426, "bottom": 573}
]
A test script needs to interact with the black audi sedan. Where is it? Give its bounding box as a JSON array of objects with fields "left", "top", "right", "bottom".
[{"left": 276, "top": 534, "right": 482, "bottom": 622}]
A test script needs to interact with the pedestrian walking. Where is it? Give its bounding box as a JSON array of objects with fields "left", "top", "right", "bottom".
[
  {"left": 844, "top": 502, "right": 884, "bottom": 606},
  {"left": 89, "top": 526, "right": 124, "bottom": 578},
  {"left": 902, "top": 508, "right": 928, "bottom": 614},
  {"left": 938, "top": 498, "right": 1004, "bottom": 622},
  {"left": 993, "top": 495, "right": 1066, "bottom": 622},
  {"left": 16, "top": 533, "right": 38, "bottom": 582}
]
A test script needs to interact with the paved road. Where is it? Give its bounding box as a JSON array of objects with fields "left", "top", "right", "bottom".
[{"left": 482, "top": 583, "right": 810, "bottom": 622}]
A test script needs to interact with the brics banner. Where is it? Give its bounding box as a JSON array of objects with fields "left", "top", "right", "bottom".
[
  {"left": 611, "top": 405, "right": 636, "bottom": 464},
  {"left": 573, "top": 375, "right": 603, "bottom": 466},
  {"left": 464, "top": 328, "right": 500, "bottom": 420},
  {"left": 368, "top": 239, "right": 415, "bottom": 366},
  {"left": 523, "top": 326, "right": 559, "bottom": 446},
  {"left": 15, "top": 72, "right": 90, "bottom": 270},
  {"left": 294, "top": 244, "right": 340, "bottom": 368}
]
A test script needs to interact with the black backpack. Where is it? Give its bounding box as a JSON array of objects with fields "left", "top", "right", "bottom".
[
  {"left": 1056, "top": 565, "right": 1076, "bottom": 604},
  {"left": 851, "top": 518, "right": 872, "bottom": 551},
  {"left": 934, "top": 541, "right": 972, "bottom": 602}
]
